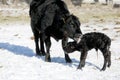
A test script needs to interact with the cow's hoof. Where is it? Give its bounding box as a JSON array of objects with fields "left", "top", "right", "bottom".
[
  {"left": 41, "top": 52, "right": 46, "bottom": 56},
  {"left": 36, "top": 53, "right": 42, "bottom": 56},
  {"left": 66, "top": 59, "right": 72, "bottom": 63},
  {"left": 36, "top": 51, "right": 46, "bottom": 56},
  {"left": 36, "top": 50, "right": 42, "bottom": 56},
  {"left": 65, "top": 56, "right": 72, "bottom": 63},
  {"left": 45, "top": 55, "right": 51, "bottom": 62}
]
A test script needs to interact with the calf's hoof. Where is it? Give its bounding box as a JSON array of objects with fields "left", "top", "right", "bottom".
[
  {"left": 77, "top": 67, "right": 83, "bottom": 71},
  {"left": 77, "top": 65, "right": 83, "bottom": 70},
  {"left": 101, "top": 68, "right": 106, "bottom": 71},
  {"left": 107, "top": 63, "right": 111, "bottom": 68}
]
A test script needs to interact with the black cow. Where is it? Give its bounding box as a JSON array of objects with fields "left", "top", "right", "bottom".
[
  {"left": 29, "top": 0, "right": 82, "bottom": 62},
  {"left": 64, "top": 32, "right": 111, "bottom": 71}
]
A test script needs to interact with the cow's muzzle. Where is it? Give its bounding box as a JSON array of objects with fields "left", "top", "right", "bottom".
[{"left": 74, "top": 34, "right": 82, "bottom": 44}]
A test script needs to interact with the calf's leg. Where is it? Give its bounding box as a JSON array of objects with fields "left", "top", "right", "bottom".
[
  {"left": 100, "top": 48, "right": 109, "bottom": 71},
  {"left": 77, "top": 51, "right": 87, "bottom": 69},
  {"left": 107, "top": 51, "right": 111, "bottom": 67}
]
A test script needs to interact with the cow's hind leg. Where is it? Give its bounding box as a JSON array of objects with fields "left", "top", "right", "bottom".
[
  {"left": 45, "top": 37, "right": 51, "bottom": 62},
  {"left": 31, "top": 22, "right": 43, "bottom": 56},
  {"left": 40, "top": 33, "right": 46, "bottom": 56},
  {"left": 34, "top": 32, "right": 42, "bottom": 56}
]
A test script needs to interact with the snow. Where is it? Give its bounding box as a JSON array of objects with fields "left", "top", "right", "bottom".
[{"left": 0, "top": 21, "right": 120, "bottom": 80}]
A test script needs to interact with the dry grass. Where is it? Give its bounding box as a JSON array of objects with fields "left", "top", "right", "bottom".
[
  {"left": 116, "top": 30, "right": 120, "bottom": 33},
  {"left": 102, "top": 28, "right": 109, "bottom": 31},
  {"left": 114, "top": 27, "right": 120, "bottom": 29},
  {"left": 0, "top": 3, "right": 120, "bottom": 24},
  {"left": 67, "top": 3, "right": 120, "bottom": 23},
  {"left": 116, "top": 21, "right": 120, "bottom": 24},
  {"left": 0, "top": 15, "right": 30, "bottom": 24}
]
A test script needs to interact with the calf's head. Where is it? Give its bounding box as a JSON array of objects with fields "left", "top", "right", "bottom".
[
  {"left": 63, "top": 41, "right": 77, "bottom": 53},
  {"left": 62, "top": 15, "right": 82, "bottom": 42}
]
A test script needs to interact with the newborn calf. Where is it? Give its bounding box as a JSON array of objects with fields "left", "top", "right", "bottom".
[{"left": 64, "top": 32, "right": 111, "bottom": 71}]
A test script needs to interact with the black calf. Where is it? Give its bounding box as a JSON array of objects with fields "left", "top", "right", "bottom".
[{"left": 64, "top": 32, "right": 111, "bottom": 71}]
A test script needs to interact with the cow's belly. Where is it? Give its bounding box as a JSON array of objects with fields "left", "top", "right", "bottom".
[{"left": 45, "top": 28, "right": 64, "bottom": 41}]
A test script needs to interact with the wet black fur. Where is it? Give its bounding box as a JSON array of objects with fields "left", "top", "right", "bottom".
[{"left": 64, "top": 32, "right": 111, "bottom": 71}]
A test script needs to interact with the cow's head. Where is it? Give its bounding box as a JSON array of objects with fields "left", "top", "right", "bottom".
[{"left": 62, "top": 14, "right": 82, "bottom": 43}]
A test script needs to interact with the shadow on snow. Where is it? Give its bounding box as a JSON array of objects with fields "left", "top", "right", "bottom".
[
  {"left": 0, "top": 42, "right": 101, "bottom": 70},
  {"left": 0, "top": 42, "right": 35, "bottom": 57},
  {"left": 52, "top": 57, "right": 101, "bottom": 70}
]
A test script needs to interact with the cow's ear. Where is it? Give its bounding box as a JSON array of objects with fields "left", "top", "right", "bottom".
[
  {"left": 62, "top": 18, "right": 66, "bottom": 23},
  {"left": 66, "top": 16, "right": 72, "bottom": 23}
]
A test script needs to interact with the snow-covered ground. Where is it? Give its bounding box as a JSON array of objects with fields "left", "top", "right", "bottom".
[
  {"left": 0, "top": 21, "right": 120, "bottom": 80},
  {"left": 0, "top": 0, "right": 120, "bottom": 79}
]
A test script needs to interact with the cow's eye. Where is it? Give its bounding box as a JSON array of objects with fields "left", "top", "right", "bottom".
[{"left": 70, "top": 23, "right": 74, "bottom": 27}]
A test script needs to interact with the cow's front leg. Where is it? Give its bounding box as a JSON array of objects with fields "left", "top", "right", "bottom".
[
  {"left": 34, "top": 32, "right": 42, "bottom": 56},
  {"left": 45, "top": 37, "right": 51, "bottom": 62},
  {"left": 62, "top": 37, "right": 72, "bottom": 63},
  {"left": 40, "top": 33, "right": 46, "bottom": 56}
]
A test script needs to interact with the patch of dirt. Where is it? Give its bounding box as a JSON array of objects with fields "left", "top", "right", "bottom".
[
  {"left": 115, "top": 57, "right": 120, "bottom": 60},
  {"left": 116, "top": 30, "right": 120, "bottom": 33},
  {"left": 115, "top": 21, "right": 120, "bottom": 25},
  {"left": 0, "top": 66, "right": 3, "bottom": 68},
  {"left": 114, "top": 27, "right": 120, "bottom": 29},
  {"left": 30, "top": 36, "right": 34, "bottom": 40},
  {"left": 102, "top": 28, "right": 109, "bottom": 31}
]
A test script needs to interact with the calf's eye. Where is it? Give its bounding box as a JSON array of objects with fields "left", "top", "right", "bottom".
[{"left": 70, "top": 46, "right": 74, "bottom": 49}]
